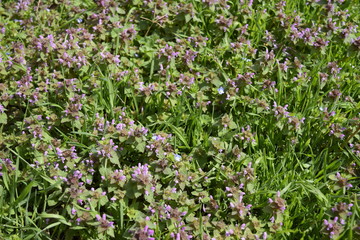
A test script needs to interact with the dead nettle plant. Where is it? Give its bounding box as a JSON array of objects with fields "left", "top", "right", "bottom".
[{"left": 0, "top": 0, "right": 359, "bottom": 239}]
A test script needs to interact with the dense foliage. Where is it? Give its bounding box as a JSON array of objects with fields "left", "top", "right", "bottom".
[{"left": 0, "top": 0, "right": 359, "bottom": 239}]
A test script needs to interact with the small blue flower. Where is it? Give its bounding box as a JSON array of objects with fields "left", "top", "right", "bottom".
[
  {"left": 218, "top": 87, "right": 225, "bottom": 95},
  {"left": 174, "top": 154, "right": 181, "bottom": 161},
  {"left": 77, "top": 18, "right": 83, "bottom": 23}
]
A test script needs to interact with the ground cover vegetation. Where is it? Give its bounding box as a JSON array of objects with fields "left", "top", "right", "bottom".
[{"left": 0, "top": 0, "right": 359, "bottom": 239}]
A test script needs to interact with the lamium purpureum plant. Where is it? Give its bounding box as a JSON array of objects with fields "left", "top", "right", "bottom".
[{"left": 0, "top": 0, "right": 359, "bottom": 239}]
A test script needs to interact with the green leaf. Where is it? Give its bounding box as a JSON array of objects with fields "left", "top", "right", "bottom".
[
  {"left": 211, "top": 78, "right": 223, "bottom": 87},
  {"left": 39, "top": 213, "right": 67, "bottom": 221},
  {"left": 12, "top": 181, "right": 36, "bottom": 207},
  {"left": 61, "top": 117, "right": 71, "bottom": 123},
  {"left": 73, "top": 120, "right": 82, "bottom": 129},
  {"left": 136, "top": 141, "right": 146, "bottom": 153},
  {"left": 36, "top": 222, "right": 61, "bottom": 237},
  {"left": 107, "top": 227, "right": 115, "bottom": 238},
  {"left": 70, "top": 226, "right": 87, "bottom": 230},
  {"left": 0, "top": 113, "right": 7, "bottom": 124},
  {"left": 59, "top": 219, "right": 71, "bottom": 226},
  {"left": 117, "top": 7, "right": 126, "bottom": 14},
  {"left": 165, "top": 123, "right": 190, "bottom": 149},
  {"left": 109, "top": 151, "right": 120, "bottom": 166},
  {"left": 48, "top": 200, "right": 57, "bottom": 206}
]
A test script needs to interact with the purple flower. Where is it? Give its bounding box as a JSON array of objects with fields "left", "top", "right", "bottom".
[
  {"left": 240, "top": 125, "right": 256, "bottom": 143},
  {"left": 279, "top": 59, "right": 289, "bottom": 72},
  {"left": 225, "top": 229, "right": 234, "bottom": 236},
  {"left": 328, "top": 62, "right": 341, "bottom": 76},
  {"left": 112, "top": 55, "right": 120, "bottom": 65},
  {"left": 328, "top": 89, "right": 342, "bottom": 99},
  {"left": 1, "top": 158, "right": 16, "bottom": 172},
  {"left": 0, "top": 104, "right": 5, "bottom": 113},
  {"left": 215, "top": 16, "right": 233, "bottom": 32},
  {"left": 237, "top": 72, "right": 255, "bottom": 85},
  {"left": 264, "top": 49, "right": 275, "bottom": 61},
  {"left": 71, "top": 208, "right": 77, "bottom": 215},
  {"left": 262, "top": 80, "right": 276, "bottom": 90},
  {"left": 287, "top": 116, "right": 305, "bottom": 129},
  {"left": 158, "top": 44, "right": 179, "bottom": 61},
  {"left": 96, "top": 214, "right": 114, "bottom": 231},
  {"left": 263, "top": 232, "right": 268, "bottom": 240},
  {"left": 273, "top": 102, "right": 289, "bottom": 117},
  {"left": 335, "top": 172, "right": 353, "bottom": 189},
  {"left": 183, "top": 50, "right": 197, "bottom": 64},
  {"left": 14, "top": 0, "right": 31, "bottom": 11},
  {"left": 269, "top": 191, "right": 286, "bottom": 213},
  {"left": 131, "top": 163, "right": 153, "bottom": 185},
  {"left": 134, "top": 225, "right": 155, "bottom": 240},
  {"left": 322, "top": 217, "right": 344, "bottom": 238}
]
